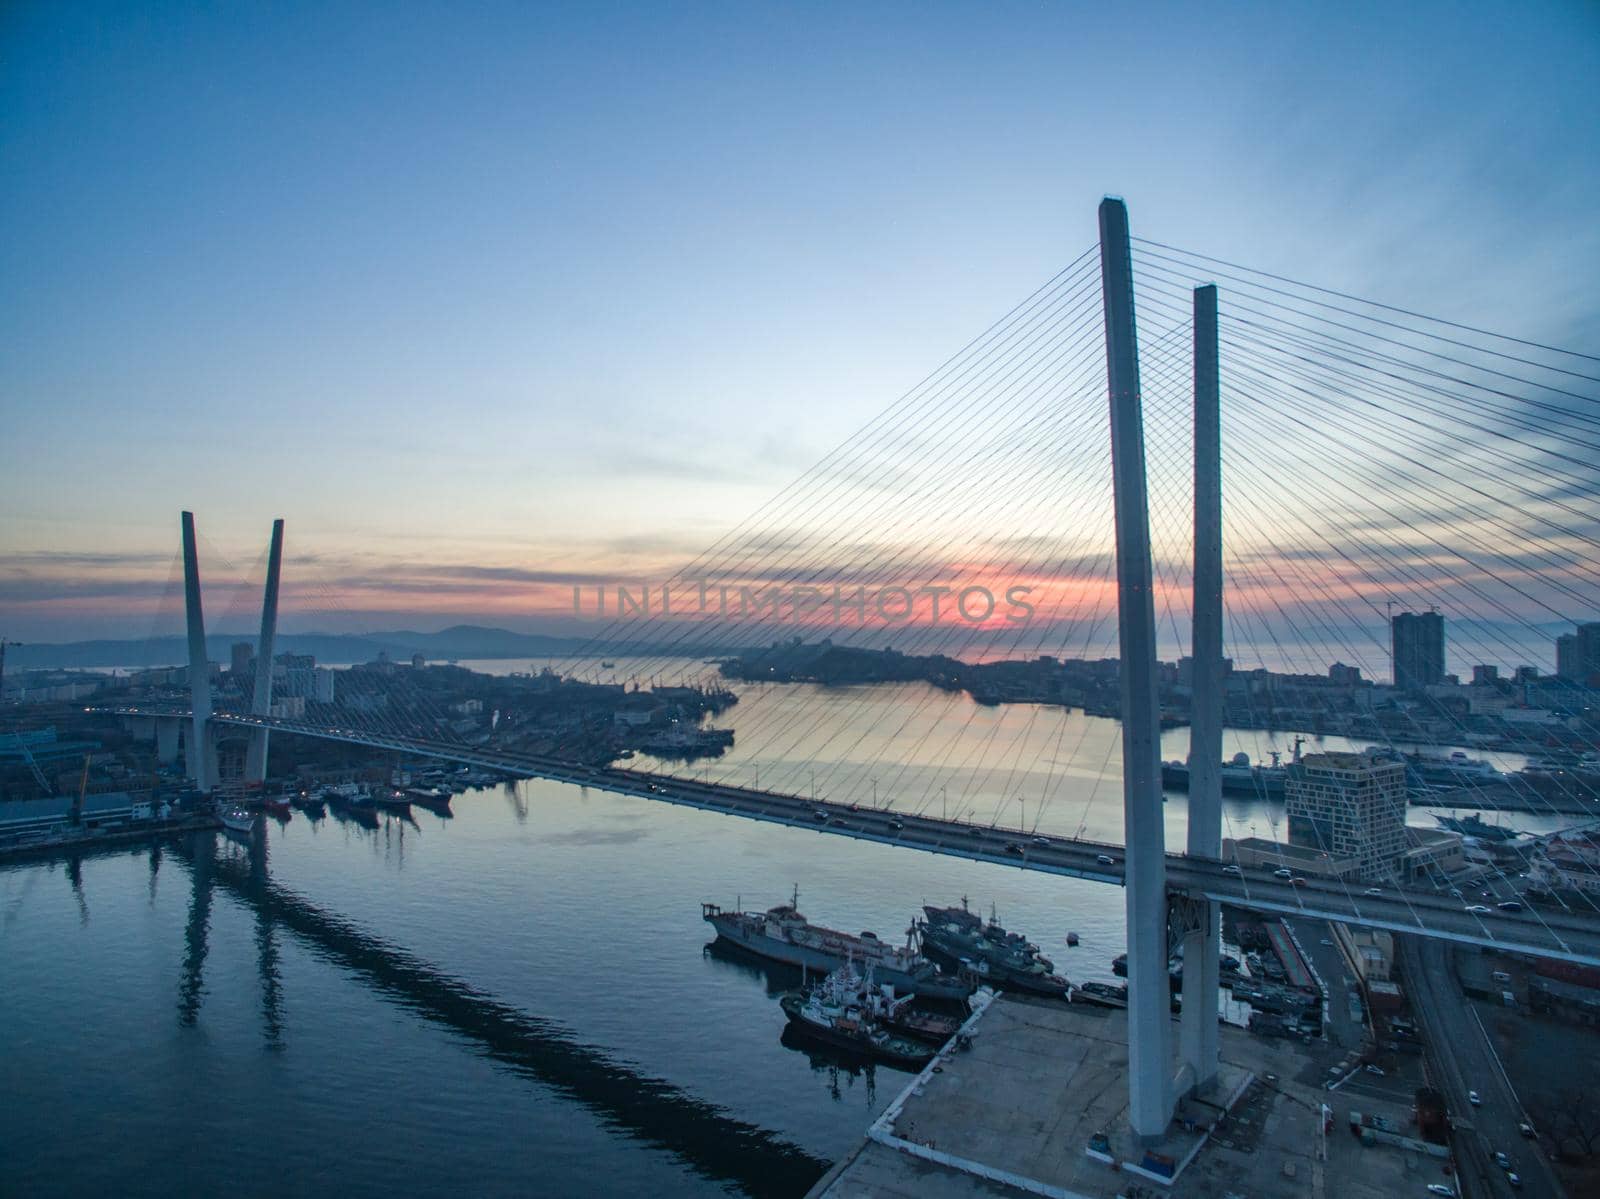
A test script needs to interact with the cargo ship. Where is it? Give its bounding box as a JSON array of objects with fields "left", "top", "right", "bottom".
[{"left": 702, "top": 888, "right": 974, "bottom": 1001}]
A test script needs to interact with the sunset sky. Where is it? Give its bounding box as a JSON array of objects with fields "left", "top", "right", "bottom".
[{"left": 3, "top": 2, "right": 1597, "bottom": 662}]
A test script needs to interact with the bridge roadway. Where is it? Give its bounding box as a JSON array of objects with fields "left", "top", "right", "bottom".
[{"left": 101, "top": 705, "right": 1600, "bottom": 967}]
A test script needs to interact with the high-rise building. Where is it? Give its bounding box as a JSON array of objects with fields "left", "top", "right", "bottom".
[
  {"left": 1471, "top": 664, "right": 1499, "bottom": 686},
  {"left": 230, "top": 641, "right": 254, "bottom": 677},
  {"left": 1556, "top": 622, "right": 1600, "bottom": 681},
  {"left": 1579, "top": 623, "right": 1600, "bottom": 680},
  {"left": 1391, "top": 610, "right": 1445, "bottom": 692},
  {"left": 1287, "top": 752, "right": 1408, "bottom": 880},
  {"left": 1556, "top": 634, "right": 1581, "bottom": 680}
]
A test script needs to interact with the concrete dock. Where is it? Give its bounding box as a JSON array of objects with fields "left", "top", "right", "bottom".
[{"left": 809, "top": 992, "right": 1461, "bottom": 1199}]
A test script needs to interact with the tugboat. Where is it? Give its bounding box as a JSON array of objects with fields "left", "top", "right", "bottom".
[
  {"left": 218, "top": 807, "right": 256, "bottom": 835},
  {"left": 406, "top": 786, "right": 454, "bottom": 813},
  {"left": 703, "top": 887, "right": 974, "bottom": 1001},
  {"left": 779, "top": 968, "right": 939, "bottom": 1070},
  {"left": 291, "top": 789, "right": 326, "bottom": 816},
  {"left": 918, "top": 901, "right": 1070, "bottom": 999},
  {"left": 1073, "top": 980, "right": 1129, "bottom": 1009},
  {"left": 324, "top": 782, "right": 375, "bottom": 808},
  {"left": 825, "top": 962, "right": 967, "bottom": 1044}
]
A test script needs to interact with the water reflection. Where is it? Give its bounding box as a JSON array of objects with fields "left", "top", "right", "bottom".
[
  {"left": 178, "top": 831, "right": 215, "bottom": 1027},
  {"left": 176, "top": 834, "right": 828, "bottom": 1197},
  {"left": 778, "top": 1025, "right": 881, "bottom": 1105},
  {"left": 65, "top": 855, "right": 89, "bottom": 927}
]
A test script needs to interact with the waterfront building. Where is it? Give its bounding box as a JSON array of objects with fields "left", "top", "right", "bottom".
[
  {"left": 1390, "top": 610, "right": 1445, "bottom": 692},
  {"left": 1286, "top": 751, "right": 1408, "bottom": 880}
]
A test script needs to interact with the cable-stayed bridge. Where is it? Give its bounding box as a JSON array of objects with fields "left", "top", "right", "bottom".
[
  {"left": 91, "top": 197, "right": 1600, "bottom": 1142},
  {"left": 93, "top": 700, "right": 1600, "bottom": 970}
]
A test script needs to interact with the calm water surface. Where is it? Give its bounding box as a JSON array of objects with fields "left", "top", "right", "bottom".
[{"left": 1, "top": 678, "right": 1562, "bottom": 1197}]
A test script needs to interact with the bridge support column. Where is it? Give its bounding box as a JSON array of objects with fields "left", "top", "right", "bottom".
[
  {"left": 1099, "top": 196, "right": 1172, "bottom": 1141},
  {"left": 245, "top": 518, "right": 284, "bottom": 784},
  {"left": 182, "top": 511, "right": 212, "bottom": 793},
  {"left": 156, "top": 717, "right": 180, "bottom": 766},
  {"left": 1180, "top": 283, "right": 1223, "bottom": 1094}
]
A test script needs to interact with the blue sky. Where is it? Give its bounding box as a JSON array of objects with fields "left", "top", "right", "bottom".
[{"left": 2, "top": 1, "right": 1597, "bottom": 644}]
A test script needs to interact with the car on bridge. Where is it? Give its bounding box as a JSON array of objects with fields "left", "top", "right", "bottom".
[
  {"left": 1274, "top": 868, "right": 1293, "bottom": 879},
  {"left": 1096, "top": 854, "right": 1117, "bottom": 866},
  {"left": 1222, "top": 864, "right": 1241, "bottom": 875},
  {"left": 1468, "top": 1090, "right": 1481, "bottom": 1105},
  {"left": 1465, "top": 904, "right": 1492, "bottom": 914},
  {"left": 1005, "top": 843, "right": 1026, "bottom": 856},
  {"left": 888, "top": 819, "right": 905, "bottom": 831},
  {"left": 1497, "top": 900, "right": 1523, "bottom": 912}
]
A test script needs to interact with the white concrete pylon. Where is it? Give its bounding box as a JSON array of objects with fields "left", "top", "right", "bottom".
[
  {"left": 1098, "top": 196, "right": 1173, "bottom": 1140},
  {"left": 245, "top": 518, "right": 284, "bottom": 783},
  {"left": 181, "top": 511, "right": 212, "bottom": 793},
  {"left": 1181, "top": 282, "right": 1223, "bottom": 1093}
]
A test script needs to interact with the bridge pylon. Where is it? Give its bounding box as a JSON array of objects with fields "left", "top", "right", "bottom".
[
  {"left": 1098, "top": 196, "right": 1173, "bottom": 1141},
  {"left": 245, "top": 519, "right": 285, "bottom": 783},
  {"left": 181, "top": 511, "right": 215, "bottom": 792},
  {"left": 1179, "top": 282, "right": 1223, "bottom": 1095}
]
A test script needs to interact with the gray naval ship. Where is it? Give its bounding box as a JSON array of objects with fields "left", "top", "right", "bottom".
[{"left": 702, "top": 887, "right": 975, "bottom": 1001}]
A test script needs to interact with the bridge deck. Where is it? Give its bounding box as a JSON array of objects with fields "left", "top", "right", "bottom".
[{"left": 96, "top": 705, "right": 1600, "bottom": 967}]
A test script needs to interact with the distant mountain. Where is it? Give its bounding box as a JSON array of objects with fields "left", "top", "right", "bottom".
[{"left": 8, "top": 624, "right": 729, "bottom": 670}]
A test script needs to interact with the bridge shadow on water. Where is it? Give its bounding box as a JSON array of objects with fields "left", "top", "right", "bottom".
[{"left": 170, "top": 831, "right": 829, "bottom": 1198}]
